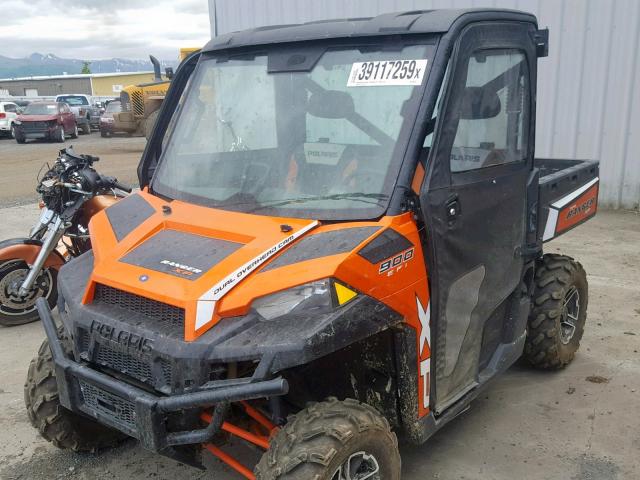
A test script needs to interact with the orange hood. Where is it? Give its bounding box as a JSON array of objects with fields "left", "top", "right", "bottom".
[{"left": 85, "top": 191, "right": 318, "bottom": 340}]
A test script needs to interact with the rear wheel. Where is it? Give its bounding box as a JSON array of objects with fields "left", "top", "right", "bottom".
[
  {"left": 24, "top": 332, "right": 128, "bottom": 451},
  {"left": 0, "top": 259, "right": 57, "bottom": 326},
  {"left": 255, "top": 398, "right": 400, "bottom": 480},
  {"left": 524, "top": 254, "right": 588, "bottom": 369},
  {"left": 10, "top": 123, "right": 16, "bottom": 138}
]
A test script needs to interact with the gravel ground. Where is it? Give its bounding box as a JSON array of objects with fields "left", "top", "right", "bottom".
[
  {"left": 0, "top": 137, "right": 637, "bottom": 479},
  {"left": 0, "top": 132, "right": 144, "bottom": 208}
]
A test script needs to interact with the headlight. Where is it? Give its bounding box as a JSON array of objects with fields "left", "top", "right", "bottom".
[{"left": 251, "top": 278, "right": 358, "bottom": 321}]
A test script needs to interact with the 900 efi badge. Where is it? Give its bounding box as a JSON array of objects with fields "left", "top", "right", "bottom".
[{"left": 379, "top": 248, "right": 414, "bottom": 275}]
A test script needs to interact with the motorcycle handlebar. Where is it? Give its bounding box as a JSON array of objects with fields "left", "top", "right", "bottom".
[
  {"left": 101, "top": 175, "right": 132, "bottom": 193},
  {"left": 113, "top": 181, "right": 133, "bottom": 193}
]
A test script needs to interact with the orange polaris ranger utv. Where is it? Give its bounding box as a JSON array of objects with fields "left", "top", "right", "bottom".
[{"left": 26, "top": 9, "right": 599, "bottom": 479}]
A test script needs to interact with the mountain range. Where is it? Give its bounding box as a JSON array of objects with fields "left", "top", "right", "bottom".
[{"left": 0, "top": 53, "right": 178, "bottom": 79}]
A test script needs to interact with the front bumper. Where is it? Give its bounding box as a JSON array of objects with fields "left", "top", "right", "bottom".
[
  {"left": 23, "top": 132, "right": 54, "bottom": 139},
  {"left": 15, "top": 124, "right": 57, "bottom": 139},
  {"left": 36, "top": 298, "right": 287, "bottom": 452},
  {"left": 100, "top": 122, "right": 114, "bottom": 134}
]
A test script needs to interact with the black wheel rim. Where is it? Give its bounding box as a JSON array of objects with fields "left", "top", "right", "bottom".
[
  {"left": 560, "top": 286, "right": 580, "bottom": 344},
  {"left": 0, "top": 260, "right": 53, "bottom": 316},
  {"left": 332, "top": 451, "right": 381, "bottom": 480}
]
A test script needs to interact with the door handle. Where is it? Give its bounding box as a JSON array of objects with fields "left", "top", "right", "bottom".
[{"left": 446, "top": 196, "right": 461, "bottom": 222}]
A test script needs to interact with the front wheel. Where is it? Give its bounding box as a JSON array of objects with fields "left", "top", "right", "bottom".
[
  {"left": 0, "top": 259, "right": 57, "bottom": 326},
  {"left": 71, "top": 123, "right": 79, "bottom": 139},
  {"left": 56, "top": 126, "right": 65, "bottom": 143},
  {"left": 81, "top": 121, "right": 91, "bottom": 135},
  {"left": 524, "top": 254, "right": 588, "bottom": 369},
  {"left": 255, "top": 398, "right": 400, "bottom": 480},
  {"left": 25, "top": 333, "right": 128, "bottom": 451},
  {"left": 144, "top": 109, "right": 160, "bottom": 140}
]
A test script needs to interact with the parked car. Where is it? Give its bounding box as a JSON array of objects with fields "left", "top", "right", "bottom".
[
  {"left": 13, "top": 101, "right": 78, "bottom": 144},
  {"left": 55, "top": 94, "right": 101, "bottom": 134},
  {"left": 13, "top": 99, "right": 31, "bottom": 113},
  {"left": 0, "top": 102, "right": 20, "bottom": 137},
  {"left": 99, "top": 100, "right": 122, "bottom": 137}
]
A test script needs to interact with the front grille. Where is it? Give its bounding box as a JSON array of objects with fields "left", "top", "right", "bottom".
[
  {"left": 130, "top": 90, "right": 145, "bottom": 116},
  {"left": 79, "top": 380, "right": 136, "bottom": 428},
  {"left": 22, "top": 121, "right": 49, "bottom": 132},
  {"left": 94, "top": 342, "right": 172, "bottom": 387},
  {"left": 93, "top": 283, "right": 184, "bottom": 336},
  {"left": 96, "top": 344, "right": 152, "bottom": 381},
  {"left": 79, "top": 329, "right": 90, "bottom": 352}
]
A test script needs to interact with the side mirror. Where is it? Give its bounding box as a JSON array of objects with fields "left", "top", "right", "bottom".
[
  {"left": 459, "top": 87, "right": 501, "bottom": 120},
  {"left": 165, "top": 67, "right": 174, "bottom": 80}
]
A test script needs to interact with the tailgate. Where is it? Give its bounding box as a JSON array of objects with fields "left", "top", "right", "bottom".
[{"left": 536, "top": 158, "right": 599, "bottom": 242}]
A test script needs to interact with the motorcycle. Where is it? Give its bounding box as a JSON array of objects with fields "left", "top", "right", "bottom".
[{"left": 0, "top": 147, "right": 131, "bottom": 326}]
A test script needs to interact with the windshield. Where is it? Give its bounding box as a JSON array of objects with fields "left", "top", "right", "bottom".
[
  {"left": 57, "top": 95, "right": 88, "bottom": 106},
  {"left": 23, "top": 103, "right": 58, "bottom": 115},
  {"left": 153, "top": 44, "right": 432, "bottom": 220},
  {"left": 105, "top": 101, "right": 121, "bottom": 113}
]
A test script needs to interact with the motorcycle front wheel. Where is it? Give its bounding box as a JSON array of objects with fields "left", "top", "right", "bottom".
[{"left": 0, "top": 259, "right": 58, "bottom": 326}]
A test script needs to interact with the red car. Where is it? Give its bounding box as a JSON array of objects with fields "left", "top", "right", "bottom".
[{"left": 13, "top": 101, "right": 78, "bottom": 144}]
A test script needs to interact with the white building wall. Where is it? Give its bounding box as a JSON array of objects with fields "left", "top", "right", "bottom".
[{"left": 209, "top": 0, "right": 640, "bottom": 209}]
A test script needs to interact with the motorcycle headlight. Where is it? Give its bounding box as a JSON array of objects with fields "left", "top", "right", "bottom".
[{"left": 251, "top": 278, "right": 358, "bottom": 321}]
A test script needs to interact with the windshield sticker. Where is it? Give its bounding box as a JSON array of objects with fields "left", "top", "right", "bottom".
[
  {"left": 347, "top": 59, "right": 428, "bottom": 87},
  {"left": 303, "top": 143, "right": 346, "bottom": 165}
]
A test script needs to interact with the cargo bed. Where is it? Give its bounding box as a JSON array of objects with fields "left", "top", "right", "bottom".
[{"left": 536, "top": 158, "right": 599, "bottom": 242}]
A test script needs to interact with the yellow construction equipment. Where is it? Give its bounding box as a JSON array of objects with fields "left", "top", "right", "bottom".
[{"left": 113, "top": 48, "right": 199, "bottom": 139}]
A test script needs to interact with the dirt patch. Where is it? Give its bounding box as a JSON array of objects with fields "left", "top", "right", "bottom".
[
  {"left": 0, "top": 134, "right": 144, "bottom": 208},
  {"left": 586, "top": 375, "right": 610, "bottom": 384}
]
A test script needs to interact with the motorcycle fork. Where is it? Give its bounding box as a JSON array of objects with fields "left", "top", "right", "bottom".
[{"left": 19, "top": 216, "right": 65, "bottom": 296}]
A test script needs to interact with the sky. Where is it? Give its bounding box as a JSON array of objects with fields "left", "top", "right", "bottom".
[{"left": 0, "top": 0, "right": 212, "bottom": 60}]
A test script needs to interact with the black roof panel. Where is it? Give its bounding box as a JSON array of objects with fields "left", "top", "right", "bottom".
[{"left": 203, "top": 8, "right": 537, "bottom": 53}]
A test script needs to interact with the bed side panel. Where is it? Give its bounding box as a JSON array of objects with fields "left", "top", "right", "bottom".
[{"left": 536, "top": 159, "right": 600, "bottom": 242}]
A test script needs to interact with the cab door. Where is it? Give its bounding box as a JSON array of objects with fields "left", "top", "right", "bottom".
[
  {"left": 60, "top": 103, "right": 74, "bottom": 132},
  {"left": 420, "top": 22, "right": 537, "bottom": 413}
]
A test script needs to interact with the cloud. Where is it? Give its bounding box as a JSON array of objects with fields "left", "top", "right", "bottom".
[{"left": 0, "top": 0, "right": 211, "bottom": 60}]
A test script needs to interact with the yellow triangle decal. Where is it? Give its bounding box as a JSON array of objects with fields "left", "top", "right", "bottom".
[{"left": 335, "top": 282, "right": 357, "bottom": 305}]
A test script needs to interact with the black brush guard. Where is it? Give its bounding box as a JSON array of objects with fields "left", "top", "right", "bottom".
[{"left": 36, "top": 298, "right": 288, "bottom": 452}]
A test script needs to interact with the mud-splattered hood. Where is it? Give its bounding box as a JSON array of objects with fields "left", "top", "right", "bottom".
[{"left": 86, "top": 192, "right": 385, "bottom": 341}]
